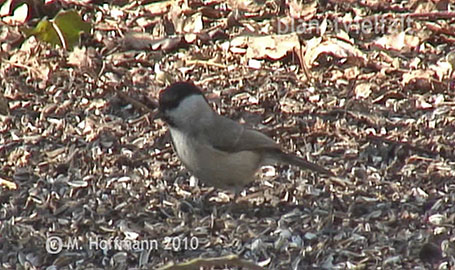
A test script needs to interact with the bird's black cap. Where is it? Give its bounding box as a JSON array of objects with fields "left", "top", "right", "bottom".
[{"left": 159, "top": 81, "right": 205, "bottom": 113}]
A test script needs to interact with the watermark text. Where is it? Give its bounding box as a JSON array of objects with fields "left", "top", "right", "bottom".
[{"left": 45, "top": 235, "right": 199, "bottom": 254}]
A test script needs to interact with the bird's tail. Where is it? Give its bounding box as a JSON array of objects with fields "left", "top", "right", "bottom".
[{"left": 272, "top": 151, "right": 335, "bottom": 176}]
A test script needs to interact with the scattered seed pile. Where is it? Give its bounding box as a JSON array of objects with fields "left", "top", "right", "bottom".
[{"left": 1, "top": 1, "right": 454, "bottom": 269}]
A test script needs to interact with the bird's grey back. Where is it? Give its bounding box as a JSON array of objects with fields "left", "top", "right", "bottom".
[{"left": 201, "top": 113, "right": 281, "bottom": 153}]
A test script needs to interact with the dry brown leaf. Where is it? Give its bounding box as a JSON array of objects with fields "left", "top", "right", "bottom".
[
  {"left": 230, "top": 33, "right": 299, "bottom": 60},
  {"left": 249, "top": 33, "right": 300, "bottom": 60},
  {"left": 429, "top": 60, "right": 452, "bottom": 81},
  {"left": 414, "top": 1, "right": 437, "bottom": 13},
  {"left": 355, "top": 83, "right": 372, "bottom": 99},
  {"left": 227, "top": 0, "right": 263, "bottom": 13},
  {"left": 372, "top": 32, "right": 421, "bottom": 52},
  {"left": 182, "top": 13, "right": 204, "bottom": 34},
  {"left": 344, "top": 66, "right": 360, "bottom": 80},
  {"left": 182, "top": 13, "right": 204, "bottom": 43},
  {"left": 0, "top": 0, "right": 29, "bottom": 25},
  {"left": 122, "top": 32, "right": 156, "bottom": 50},
  {"left": 0, "top": 26, "right": 23, "bottom": 49},
  {"left": 157, "top": 36, "right": 183, "bottom": 51},
  {"left": 143, "top": 1, "right": 172, "bottom": 16},
  {"left": 304, "top": 37, "right": 366, "bottom": 67},
  {"left": 0, "top": 177, "right": 17, "bottom": 190},
  {"left": 402, "top": 69, "right": 435, "bottom": 91},
  {"left": 415, "top": 96, "right": 433, "bottom": 109},
  {"left": 122, "top": 32, "right": 182, "bottom": 51},
  {"left": 67, "top": 46, "right": 95, "bottom": 72},
  {"left": 288, "top": 0, "right": 317, "bottom": 20}
]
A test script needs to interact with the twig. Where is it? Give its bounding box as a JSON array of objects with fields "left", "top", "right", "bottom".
[
  {"left": 99, "top": 81, "right": 157, "bottom": 115},
  {"left": 114, "top": 88, "right": 156, "bottom": 114}
]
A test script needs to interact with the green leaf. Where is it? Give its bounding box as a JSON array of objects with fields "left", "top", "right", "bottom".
[
  {"left": 53, "top": 10, "right": 91, "bottom": 50},
  {"left": 22, "top": 9, "right": 91, "bottom": 50},
  {"left": 23, "top": 20, "right": 62, "bottom": 47}
]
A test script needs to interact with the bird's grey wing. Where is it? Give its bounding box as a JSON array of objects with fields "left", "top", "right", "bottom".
[
  {"left": 202, "top": 115, "right": 280, "bottom": 152},
  {"left": 201, "top": 115, "right": 335, "bottom": 176}
]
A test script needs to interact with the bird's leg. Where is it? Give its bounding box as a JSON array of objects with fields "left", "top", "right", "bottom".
[{"left": 232, "top": 191, "right": 239, "bottom": 204}]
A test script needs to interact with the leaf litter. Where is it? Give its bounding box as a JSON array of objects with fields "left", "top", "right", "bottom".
[{"left": 0, "top": 0, "right": 455, "bottom": 269}]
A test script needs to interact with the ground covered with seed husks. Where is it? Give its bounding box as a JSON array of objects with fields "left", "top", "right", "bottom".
[{"left": 1, "top": 1, "right": 455, "bottom": 269}]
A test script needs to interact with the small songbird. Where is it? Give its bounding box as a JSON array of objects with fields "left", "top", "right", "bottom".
[{"left": 158, "top": 81, "right": 334, "bottom": 194}]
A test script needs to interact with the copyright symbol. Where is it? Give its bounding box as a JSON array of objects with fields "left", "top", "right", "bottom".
[{"left": 46, "top": 236, "right": 63, "bottom": 254}]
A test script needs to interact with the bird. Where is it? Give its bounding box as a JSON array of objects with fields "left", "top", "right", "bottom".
[{"left": 158, "top": 81, "right": 334, "bottom": 194}]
